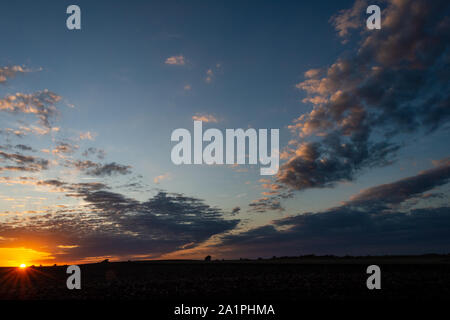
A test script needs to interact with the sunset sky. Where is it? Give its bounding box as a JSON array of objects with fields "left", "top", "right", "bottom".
[{"left": 0, "top": 0, "right": 449, "bottom": 266}]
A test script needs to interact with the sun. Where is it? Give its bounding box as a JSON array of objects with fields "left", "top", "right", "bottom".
[{"left": 19, "top": 263, "right": 27, "bottom": 269}]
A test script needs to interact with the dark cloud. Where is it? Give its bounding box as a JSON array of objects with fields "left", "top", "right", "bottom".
[
  {"left": 0, "top": 151, "right": 44, "bottom": 165},
  {"left": 36, "top": 179, "right": 66, "bottom": 188},
  {"left": 0, "top": 189, "right": 239, "bottom": 262},
  {"left": 66, "top": 182, "right": 109, "bottom": 193},
  {"left": 14, "top": 144, "right": 34, "bottom": 151},
  {"left": 248, "top": 187, "right": 294, "bottom": 213},
  {"left": 220, "top": 160, "right": 450, "bottom": 256},
  {"left": 279, "top": 0, "right": 450, "bottom": 191},
  {"left": 35, "top": 179, "right": 109, "bottom": 197},
  {"left": 249, "top": 197, "right": 284, "bottom": 213},
  {"left": 0, "top": 176, "right": 110, "bottom": 196},
  {"left": 231, "top": 207, "right": 241, "bottom": 214},
  {"left": 220, "top": 206, "right": 450, "bottom": 257},
  {"left": 347, "top": 159, "right": 450, "bottom": 209},
  {"left": 0, "top": 166, "right": 41, "bottom": 172},
  {"left": 0, "top": 144, "right": 34, "bottom": 152},
  {"left": 82, "top": 147, "right": 106, "bottom": 159},
  {"left": 0, "top": 150, "right": 48, "bottom": 172},
  {"left": 278, "top": 138, "right": 399, "bottom": 191},
  {"left": 87, "top": 162, "right": 131, "bottom": 177},
  {"left": 72, "top": 160, "right": 131, "bottom": 177}
]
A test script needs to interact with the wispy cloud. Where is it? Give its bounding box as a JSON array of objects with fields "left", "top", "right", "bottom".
[
  {"left": 52, "top": 141, "right": 79, "bottom": 155},
  {"left": 154, "top": 172, "right": 171, "bottom": 184},
  {"left": 71, "top": 160, "right": 132, "bottom": 177},
  {"left": 82, "top": 147, "right": 106, "bottom": 159},
  {"left": 329, "top": 0, "right": 367, "bottom": 42},
  {"left": 165, "top": 55, "right": 186, "bottom": 65},
  {"left": 205, "top": 68, "right": 214, "bottom": 83},
  {"left": 204, "top": 63, "right": 222, "bottom": 83},
  {"left": 79, "top": 131, "right": 95, "bottom": 140},
  {"left": 0, "top": 150, "right": 49, "bottom": 173},
  {"left": 0, "top": 65, "right": 34, "bottom": 83},
  {"left": 192, "top": 113, "right": 218, "bottom": 123}
]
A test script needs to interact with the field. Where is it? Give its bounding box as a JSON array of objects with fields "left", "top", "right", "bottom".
[{"left": 1, "top": 255, "right": 450, "bottom": 301}]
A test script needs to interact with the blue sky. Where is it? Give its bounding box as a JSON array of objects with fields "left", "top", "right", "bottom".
[
  {"left": 0, "top": 1, "right": 351, "bottom": 209},
  {"left": 0, "top": 0, "right": 449, "bottom": 265}
]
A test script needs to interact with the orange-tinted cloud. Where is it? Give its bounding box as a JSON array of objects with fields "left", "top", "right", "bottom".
[
  {"left": 165, "top": 55, "right": 185, "bottom": 65},
  {"left": 192, "top": 114, "right": 218, "bottom": 123}
]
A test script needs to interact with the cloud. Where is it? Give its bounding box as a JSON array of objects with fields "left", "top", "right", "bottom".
[
  {"left": 165, "top": 55, "right": 186, "bottom": 65},
  {"left": 72, "top": 160, "right": 132, "bottom": 177},
  {"left": 14, "top": 125, "right": 60, "bottom": 136},
  {"left": 154, "top": 172, "right": 171, "bottom": 184},
  {"left": 0, "top": 65, "right": 31, "bottom": 84},
  {"left": 219, "top": 160, "right": 450, "bottom": 256},
  {"left": 52, "top": 141, "right": 79, "bottom": 155},
  {"left": 192, "top": 113, "right": 218, "bottom": 123},
  {"left": 205, "top": 68, "right": 214, "bottom": 83},
  {"left": 220, "top": 206, "right": 450, "bottom": 257},
  {"left": 249, "top": 197, "right": 284, "bottom": 213},
  {"left": 79, "top": 131, "right": 95, "bottom": 140},
  {"left": 0, "top": 128, "right": 26, "bottom": 138},
  {"left": 36, "top": 179, "right": 108, "bottom": 194},
  {"left": 0, "top": 189, "right": 239, "bottom": 263},
  {"left": 82, "top": 147, "right": 106, "bottom": 159},
  {"left": 347, "top": 158, "right": 450, "bottom": 209},
  {"left": 14, "top": 144, "right": 34, "bottom": 152},
  {"left": 57, "top": 245, "right": 79, "bottom": 249},
  {"left": 204, "top": 63, "right": 222, "bottom": 83},
  {"left": 277, "top": 138, "right": 399, "bottom": 191},
  {"left": 0, "top": 150, "right": 49, "bottom": 172},
  {"left": 278, "top": 0, "right": 450, "bottom": 192},
  {"left": 304, "top": 68, "right": 323, "bottom": 79},
  {"left": 231, "top": 206, "right": 241, "bottom": 215},
  {"left": 330, "top": 0, "right": 367, "bottom": 41},
  {"left": 0, "top": 90, "right": 61, "bottom": 128},
  {"left": 0, "top": 177, "right": 110, "bottom": 199},
  {"left": 246, "top": 180, "right": 294, "bottom": 213},
  {"left": 0, "top": 144, "right": 35, "bottom": 152},
  {"left": 0, "top": 63, "right": 240, "bottom": 263}
]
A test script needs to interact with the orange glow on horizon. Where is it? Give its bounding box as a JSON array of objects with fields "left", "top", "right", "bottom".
[{"left": 0, "top": 247, "right": 54, "bottom": 267}]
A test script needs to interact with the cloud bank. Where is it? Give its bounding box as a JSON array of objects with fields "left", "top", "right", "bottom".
[
  {"left": 220, "top": 159, "right": 450, "bottom": 256},
  {"left": 278, "top": 0, "right": 449, "bottom": 192}
]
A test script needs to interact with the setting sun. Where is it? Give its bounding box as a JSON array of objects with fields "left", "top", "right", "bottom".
[
  {"left": 19, "top": 264, "right": 26, "bottom": 269},
  {"left": 0, "top": 247, "right": 54, "bottom": 267}
]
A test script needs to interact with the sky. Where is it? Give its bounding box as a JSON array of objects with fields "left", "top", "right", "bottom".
[{"left": 0, "top": 0, "right": 449, "bottom": 266}]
